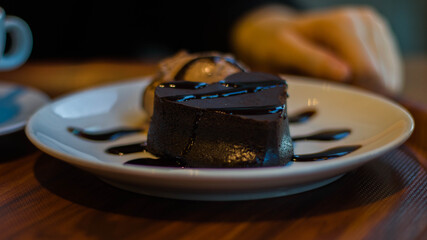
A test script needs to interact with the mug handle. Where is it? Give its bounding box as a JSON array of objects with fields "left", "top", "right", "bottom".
[{"left": 0, "top": 16, "right": 32, "bottom": 70}]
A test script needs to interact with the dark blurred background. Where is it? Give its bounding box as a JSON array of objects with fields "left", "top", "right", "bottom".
[
  {"left": 2, "top": 0, "right": 297, "bottom": 60},
  {"left": 1, "top": 0, "right": 426, "bottom": 61}
]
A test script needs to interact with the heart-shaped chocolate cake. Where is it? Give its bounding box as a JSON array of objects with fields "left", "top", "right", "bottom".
[{"left": 146, "top": 72, "right": 293, "bottom": 168}]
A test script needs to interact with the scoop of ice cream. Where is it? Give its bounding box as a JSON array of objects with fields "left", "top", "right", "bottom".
[{"left": 143, "top": 51, "right": 248, "bottom": 116}]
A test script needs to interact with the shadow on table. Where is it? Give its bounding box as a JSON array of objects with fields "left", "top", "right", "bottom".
[
  {"left": 33, "top": 146, "right": 418, "bottom": 222},
  {"left": 0, "top": 129, "right": 37, "bottom": 163}
]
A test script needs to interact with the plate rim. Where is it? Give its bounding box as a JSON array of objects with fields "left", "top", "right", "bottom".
[{"left": 0, "top": 81, "right": 50, "bottom": 136}]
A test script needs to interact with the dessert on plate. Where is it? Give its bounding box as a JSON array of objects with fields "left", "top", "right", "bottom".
[{"left": 146, "top": 71, "right": 293, "bottom": 168}]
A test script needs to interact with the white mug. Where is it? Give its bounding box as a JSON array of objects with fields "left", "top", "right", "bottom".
[{"left": 0, "top": 7, "right": 32, "bottom": 71}]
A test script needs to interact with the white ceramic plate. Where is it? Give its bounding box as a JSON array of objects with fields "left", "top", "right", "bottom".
[
  {"left": 0, "top": 81, "right": 49, "bottom": 136},
  {"left": 25, "top": 76, "right": 414, "bottom": 201}
]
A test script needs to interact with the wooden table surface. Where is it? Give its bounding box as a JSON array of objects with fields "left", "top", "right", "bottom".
[{"left": 0, "top": 58, "right": 426, "bottom": 240}]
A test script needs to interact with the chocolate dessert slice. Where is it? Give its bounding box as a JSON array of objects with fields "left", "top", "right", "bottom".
[{"left": 146, "top": 72, "right": 293, "bottom": 168}]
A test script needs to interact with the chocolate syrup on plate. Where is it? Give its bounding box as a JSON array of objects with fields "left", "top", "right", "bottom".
[
  {"left": 106, "top": 142, "right": 147, "bottom": 155},
  {"left": 105, "top": 128, "right": 351, "bottom": 156},
  {"left": 105, "top": 126, "right": 359, "bottom": 167},
  {"left": 125, "top": 157, "right": 184, "bottom": 168},
  {"left": 67, "top": 75, "right": 359, "bottom": 168},
  {"left": 292, "top": 145, "right": 361, "bottom": 162},
  {"left": 292, "top": 129, "right": 351, "bottom": 141},
  {"left": 67, "top": 127, "right": 143, "bottom": 141},
  {"left": 69, "top": 105, "right": 360, "bottom": 167},
  {"left": 288, "top": 109, "right": 316, "bottom": 123},
  {"left": 119, "top": 142, "right": 361, "bottom": 168}
]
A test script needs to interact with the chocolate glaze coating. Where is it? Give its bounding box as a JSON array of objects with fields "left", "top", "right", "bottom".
[{"left": 147, "top": 72, "right": 293, "bottom": 168}]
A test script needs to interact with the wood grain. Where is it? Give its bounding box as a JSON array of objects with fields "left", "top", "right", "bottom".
[
  {"left": 0, "top": 59, "right": 158, "bottom": 97},
  {"left": 0, "top": 60, "right": 426, "bottom": 240}
]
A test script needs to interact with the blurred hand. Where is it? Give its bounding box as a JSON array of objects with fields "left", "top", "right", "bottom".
[{"left": 231, "top": 5, "right": 403, "bottom": 95}]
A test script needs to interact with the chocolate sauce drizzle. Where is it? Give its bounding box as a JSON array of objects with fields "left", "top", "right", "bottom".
[
  {"left": 121, "top": 144, "right": 361, "bottom": 168},
  {"left": 104, "top": 128, "right": 352, "bottom": 156},
  {"left": 173, "top": 56, "right": 247, "bottom": 81},
  {"left": 292, "top": 145, "right": 361, "bottom": 162},
  {"left": 68, "top": 127, "right": 143, "bottom": 141},
  {"left": 68, "top": 72, "right": 360, "bottom": 167},
  {"left": 69, "top": 107, "right": 360, "bottom": 167},
  {"left": 288, "top": 109, "right": 316, "bottom": 123},
  {"left": 209, "top": 105, "right": 285, "bottom": 115},
  {"left": 105, "top": 127, "right": 353, "bottom": 156},
  {"left": 107, "top": 142, "right": 147, "bottom": 155},
  {"left": 160, "top": 77, "right": 288, "bottom": 118},
  {"left": 125, "top": 157, "right": 184, "bottom": 168},
  {"left": 104, "top": 124, "right": 359, "bottom": 167},
  {"left": 292, "top": 129, "right": 351, "bottom": 141},
  {"left": 164, "top": 78, "right": 287, "bottom": 103}
]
